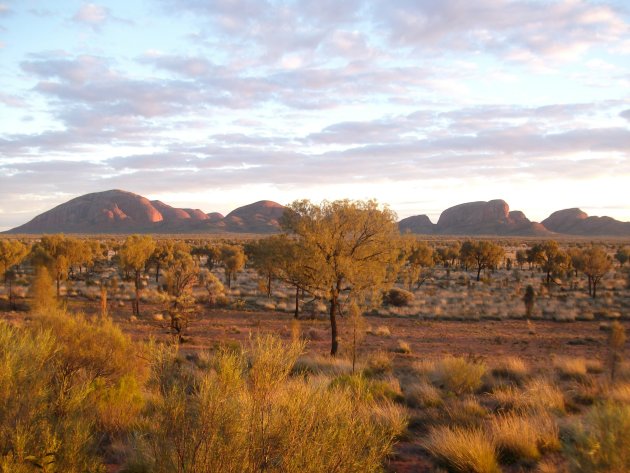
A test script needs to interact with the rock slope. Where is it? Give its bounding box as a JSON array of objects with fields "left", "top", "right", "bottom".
[{"left": 6, "top": 190, "right": 285, "bottom": 234}]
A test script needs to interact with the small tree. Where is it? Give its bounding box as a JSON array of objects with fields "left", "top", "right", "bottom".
[
  {"left": 118, "top": 235, "right": 156, "bottom": 317},
  {"left": 0, "top": 239, "right": 29, "bottom": 309},
  {"left": 614, "top": 246, "right": 630, "bottom": 267},
  {"left": 246, "top": 236, "right": 285, "bottom": 298},
  {"left": 29, "top": 266, "right": 56, "bottom": 314},
  {"left": 282, "top": 199, "right": 403, "bottom": 355},
  {"left": 523, "top": 285, "right": 535, "bottom": 320},
  {"left": 200, "top": 270, "right": 225, "bottom": 306},
  {"left": 581, "top": 246, "right": 613, "bottom": 299},
  {"left": 528, "top": 241, "right": 569, "bottom": 288},
  {"left": 515, "top": 249, "right": 527, "bottom": 270},
  {"left": 218, "top": 244, "right": 246, "bottom": 289},
  {"left": 163, "top": 244, "right": 198, "bottom": 343},
  {"left": 32, "top": 234, "right": 70, "bottom": 298},
  {"left": 403, "top": 240, "right": 434, "bottom": 289},
  {"left": 275, "top": 236, "right": 314, "bottom": 319},
  {"left": 461, "top": 240, "right": 505, "bottom": 282}
]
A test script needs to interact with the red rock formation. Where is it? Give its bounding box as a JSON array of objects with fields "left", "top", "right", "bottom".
[{"left": 542, "top": 209, "right": 630, "bottom": 236}]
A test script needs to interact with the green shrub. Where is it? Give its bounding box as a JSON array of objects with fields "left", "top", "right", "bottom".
[
  {"left": 564, "top": 401, "right": 630, "bottom": 472},
  {"left": 384, "top": 287, "right": 414, "bottom": 307},
  {"left": 0, "top": 308, "right": 144, "bottom": 473}
]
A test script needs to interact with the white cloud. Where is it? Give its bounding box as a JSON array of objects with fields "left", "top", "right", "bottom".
[{"left": 73, "top": 3, "right": 108, "bottom": 26}]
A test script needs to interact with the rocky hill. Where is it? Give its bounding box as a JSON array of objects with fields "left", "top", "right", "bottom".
[
  {"left": 398, "top": 215, "right": 435, "bottom": 234},
  {"left": 400, "top": 200, "right": 549, "bottom": 236},
  {"left": 542, "top": 208, "right": 630, "bottom": 236},
  {"left": 435, "top": 200, "right": 549, "bottom": 236},
  {"left": 6, "top": 191, "right": 630, "bottom": 236},
  {"left": 6, "top": 190, "right": 286, "bottom": 234}
]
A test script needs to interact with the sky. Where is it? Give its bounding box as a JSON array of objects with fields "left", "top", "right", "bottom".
[{"left": 0, "top": 0, "right": 629, "bottom": 231}]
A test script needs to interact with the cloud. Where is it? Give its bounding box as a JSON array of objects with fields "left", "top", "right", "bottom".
[
  {"left": 374, "top": 0, "right": 628, "bottom": 61},
  {"left": 73, "top": 3, "right": 108, "bottom": 26}
]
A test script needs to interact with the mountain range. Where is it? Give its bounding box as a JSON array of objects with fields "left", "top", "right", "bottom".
[{"left": 4, "top": 190, "right": 630, "bottom": 237}]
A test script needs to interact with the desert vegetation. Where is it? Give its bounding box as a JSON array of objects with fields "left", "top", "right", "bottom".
[{"left": 1, "top": 198, "right": 629, "bottom": 471}]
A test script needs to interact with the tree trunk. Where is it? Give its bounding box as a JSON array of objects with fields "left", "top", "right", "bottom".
[
  {"left": 592, "top": 278, "right": 598, "bottom": 299},
  {"left": 8, "top": 278, "right": 14, "bottom": 310},
  {"left": 329, "top": 288, "right": 339, "bottom": 356},
  {"left": 56, "top": 276, "right": 61, "bottom": 298},
  {"left": 267, "top": 273, "right": 272, "bottom": 299},
  {"left": 294, "top": 285, "right": 300, "bottom": 319},
  {"left": 134, "top": 270, "right": 141, "bottom": 317},
  {"left": 155, "top": 262, "right": 160, "bottom": 283},
  {"left": 476, "top": 265, "right": 482, "bottom": 282}
]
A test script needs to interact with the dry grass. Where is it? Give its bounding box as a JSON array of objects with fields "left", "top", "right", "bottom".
[
  {"left": 374, "top": 325, "right": 392, "bottom": 337},
  {"left": 608, "top": 383, "right": 630, "bottom": 403},
  {"left": 491, "top": 356, "right": 529, "bottom": 384},
  {"left": 522, "top": 378, "right": 566, "bottom": 414},
  {"left": 491, "top": 377, "right": 565, "bottom": 414},
  {"left": 553, "top": 357, "right": 588, "bottom": 381},
  {"left": 365, "top": 350, "right": 394, "bottom": 376},
  {"left": 430, "top": 356, "right": 487, "bottom": 395},
  {"left": 490, "top": 412, "right": 560, "bottom": 463},
  {"left": 424, "top": 426, "right": 500, "bottom": 473},
  {"left": 293, "top": 354, "right": 355, "bottom": 376},
  {"left": 396, "top": 340, "right": 412, "bottom": 354},
  {"left": 404, "top": 380, "right": 443, "bottom": 408},
  {"left": 442, "top": 397, "right": 488, "bottom": 428}
]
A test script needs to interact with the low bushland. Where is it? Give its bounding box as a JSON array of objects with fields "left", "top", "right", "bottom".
[{"left": 0, "top": 311, "right": 406, "bottom": 473}]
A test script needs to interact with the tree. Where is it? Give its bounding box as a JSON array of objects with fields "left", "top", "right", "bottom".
[
  {"left": 274, "top": 235, "right": 315, "bottom": 318},
  {"left": 461, "top": 240, "right": 505, "bottom": 282},
  {"left": 163, "top": 243, "right": 198, "bottom": 343},
  {"left": 150, "top": 240, "right": 175, "bottom": 284},
  {"left": 0, "top": 240, "right": 29, "bottom": 309},
  {"left": 118, "top": 235, "right": 156, "bottom": 317},
  {"left": 459, "top": 241, "right": 476, "bottom": 272},
  {"left": 246, "top": 236, "right": 285, "bottom": 298},
  {"left": 614, "top": 246, "right": 630, "bottom": 267},
  {"left": 436, "top": 242, "right": 460, "bottom": 268},
  {"left": 403, "top": 240, "right": 434, "bottom": 290},
  {"left": 32, "top": 234, "right": 70, "bottom": 297},
  {"left": 282, "top": 199, "right": 403, "bottom": 355},
  {"left": 218, "top": 244, "right": 247, "bottom": 289},
  {"left": 523, "top": 285, "right": 535, "bottom": 320},
  {"left": 515, "top": 250, "right": 527, "bottom": 270},
  {"left": 29, "top": 266, "right": 56, "bottom": 314},
  {"left": 199, "top": 270, "right": 225, "bottom": 306},
  {"left": 567, "top": 247, "right": 584, "bottom": 278},
  {"left": 581, "top": 246, "right": 612, "bottom": 299},
  {"left": 528, "top": 241, "right": 569, "bottom": 288}
]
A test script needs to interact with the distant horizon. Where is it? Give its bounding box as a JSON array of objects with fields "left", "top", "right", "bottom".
[
  {"left": 2, "top": 187, "right": 630, "bottom": 233},
  {"left": 1, "top": 1, "right": 629, "bottom": 232}
]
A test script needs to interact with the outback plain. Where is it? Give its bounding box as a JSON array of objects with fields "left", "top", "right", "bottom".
[{"left": 1, "top": 223, "right": 629, "bottom": 473}]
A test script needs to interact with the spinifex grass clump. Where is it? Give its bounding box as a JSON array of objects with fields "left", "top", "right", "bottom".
[
  {"left": 132, "top": 335, "right": 407, "bottom": 473},
  {"left": 424, "top": 426, "right": 500, "bottom": 473}
]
